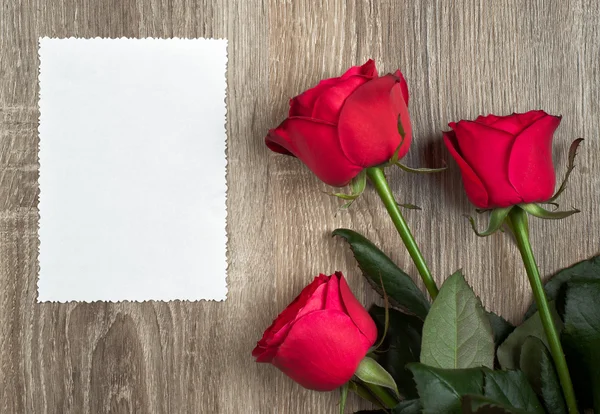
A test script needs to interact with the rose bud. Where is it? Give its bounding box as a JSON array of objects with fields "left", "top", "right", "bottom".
[
  {"left": 266, "top": 59, "right": 412, "bottom": 187},
  {"left": 443, "top": 110, "right": 561, "bottom": 209},
  {"left": 252, "top": 272, "right": 377, "bottom": 391}
]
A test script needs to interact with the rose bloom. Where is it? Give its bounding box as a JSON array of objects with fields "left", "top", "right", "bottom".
[
  {"left": 252, "top": 272, "right": 377, "bottom": 391},
  {"left": 443, "top": 110, "right": 561, "bottom": 208},
  {"left": 266, "top": 59, "right": 411, "bottom": 187}
]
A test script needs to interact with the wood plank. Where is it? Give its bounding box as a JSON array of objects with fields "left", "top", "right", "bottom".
[{"left": 1, "top": 0, "right": 599, "bottom": 412}]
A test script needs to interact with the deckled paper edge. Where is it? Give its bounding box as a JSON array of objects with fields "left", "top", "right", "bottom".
[{"left": 36, "top": 37, "right": 230, "bottom": 303}]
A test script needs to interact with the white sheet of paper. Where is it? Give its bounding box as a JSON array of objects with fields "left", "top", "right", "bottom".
[{"left": 37, "top": 38, "right": 228, "bottom": 302}]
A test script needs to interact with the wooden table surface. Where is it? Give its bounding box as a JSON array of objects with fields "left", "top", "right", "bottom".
[{"left": 1, "top": 1, "right": 599, "bottom": 413}]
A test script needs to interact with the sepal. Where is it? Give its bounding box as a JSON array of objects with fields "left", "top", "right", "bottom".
[
  {"left": 389, "top": 115, "right": 407, "bottom": 164},
  {"left": 348, "top": 380, "right": 384, "bottom": 408},
  {"left": 388, "top": 113, "right": 445, "bottom": 172},
  {"left": 354, "top": 356, "right": 401, "bottom": 399},
  {"left": 328, "top": 170, "right": 367, "bottom": 209},
  {"left": 548, "top": 138, "right": 584, "bottom": 203},
  {"left": 372, "top": 274, "right": 390, "bottom": 351},
  {"left": 397, "top": 203, "right": 422, "bottom": 211},
  {"left": 467, "top": 207, "right": 513, "bottom": 237},
  {"left": 520, "top": 203, "right": 580, "bottom": 220},
  {"left": 339, "top": 382, "right": 349, "bottom": 414},
  {"left": 394, "top": 162, "right": 447, "bottom": 174}
]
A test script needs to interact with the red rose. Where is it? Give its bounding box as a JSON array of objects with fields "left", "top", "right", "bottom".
[
  {"left": 266, "top": 60, "right": 412, "bottom": 187},
  {"left": 252, "top": 272, "right": 377, "bottom": 391},
  {"left": 443, "top": 110, "right": 561, "bottom": 208}
]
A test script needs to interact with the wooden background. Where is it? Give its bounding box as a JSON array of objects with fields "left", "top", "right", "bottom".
[{"left": 1, "top": 0, "right": 599, "bottom": 412}]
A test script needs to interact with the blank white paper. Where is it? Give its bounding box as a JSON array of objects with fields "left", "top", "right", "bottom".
[{"left": 37, "top": 38, "right": 228, "bottom": 302}]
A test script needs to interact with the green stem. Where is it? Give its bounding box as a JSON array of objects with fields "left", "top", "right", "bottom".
[
  {"left": 366, "top": 167, "right": 439, "bottom": 299},
  {"left": 508, "top": 207, "right": 579, "bottom": 414},
  {"left": 364, "top": 383, "right": 398, "bottom": 409}
]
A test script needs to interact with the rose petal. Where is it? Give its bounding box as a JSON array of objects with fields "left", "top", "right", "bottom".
[
  {"left": 265, "top": 117, "right": 363, "bottom": 186},
  {"left": 443, "top": 131, "right": 489, "bottom": 208},
  {"left": 489, "top": 111, "right": 547, "bottom": 135},
  {"left": 253, "top": 274, "right": 328, "bottom": 356},
  {"left": 289, "top": 78, "right": 341, "bottom": 117},
  {"left": 272, "top": 310, "right": 373, "bottom": 391},
  {"left": 312, "top": 75, "right": 372, "bottom": 123},
  {"left": 341, "top": 59, "right": 378, "bottom": 79},
  {"left": 474, "top": 114, "right": 502, "bottom": 126},
  {"left": 338, "top": 272, "right": 378, "bottom": 343},
  {"left": 486, "top": 117, "right": 524, "bottom": 135},
  {"left": 337, "top": 75, "right": 411, "bottom": 167},
  {"left": 288, "top": 60, "right": 378, "bottom": 117},
  {"left": 258, "top": 283, "right": 328, "bottom": 357},
  {"left": 393, "top": 70, "right": 409, "bottom": 105},
  {"left": 265, "top": 136, "right": 294, "bottom": 156},
  {"left": 324, "top": 274, "right": 344, "bottom": 312},
  {"left": 451, "top": 121, "right": 523, "bottom": 207},
  {"left": 295, "top": 283, "right": 327, "bottom": 319},
  {"left": 253, "top": 345, "right": 278, "bottom": 363},
  {"left": 508, "top": 114, "right": 560, "bottom": 202},
  {"left": 513, "top": 110, "right": 548, "bottom": 126}
]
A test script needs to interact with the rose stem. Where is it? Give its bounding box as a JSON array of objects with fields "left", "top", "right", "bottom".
[
  {"left": 507, "top": 207, "right": 579, "bottom": 414},
  {"left": 363, "top": 383, "right": 398, "bottom": 409},
  {"left": 366, "top": 167, "right": 439, "bottom": 299}
]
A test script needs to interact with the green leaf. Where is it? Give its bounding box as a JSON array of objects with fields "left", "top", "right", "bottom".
[
  {"left": 355, "top": 356, "right": 400, "bottom": 398},
  {"left": 373, "top": 289, "right": 391, "bottom": 351},
  {"left": 483, "top": 370, "right": 544, "bottom": 413},
  {"left": 333, "top": 229, "right": 430, "bottom": 320},
  {"left": 466, "top": 207, "right": 513, "bottom": 237},
  {"left": 370, "top": 305, "right": 424, "bottom": 336},
  {"left": 525, "top": 255, "right": 600, "bottom": 319},
  {"left": 497, "top": 304, "right": 563, "bottom": 370},
  {"left": 562, "top": 344, "right": 594, "bottom": 411},
  {"left": 340, "top": 382, "right": 349, "bottom": 414},
  {"left": 370, "top": 306, "right": 422, "bottom": 398},
  {"left": 461, "top": 395, "right": 528, "bottom": 413},
  {"left": 519, "top": 203, "right": 580, "bottom": 220},
  {"left": 487, "top": 311, "right": 515, "bottom": 348},
  {"left": 408, "top": 363, "right": 484, "bottom": 414},
  {"left": 409, "top": 364, "right": 542, "bottom": 414},
  {"left": 519, "top": 336, "right": 567, "bottom": 414},
  {"left": 562, "top": 280, "right": 600, "bottom": 412},
  {"left": 420, "top": 271, "right": 494, "bottom": 369}
]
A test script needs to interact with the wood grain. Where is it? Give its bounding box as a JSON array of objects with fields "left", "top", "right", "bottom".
[{"left": 1, "top": 0, "right": 599, "bottom": 412}]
